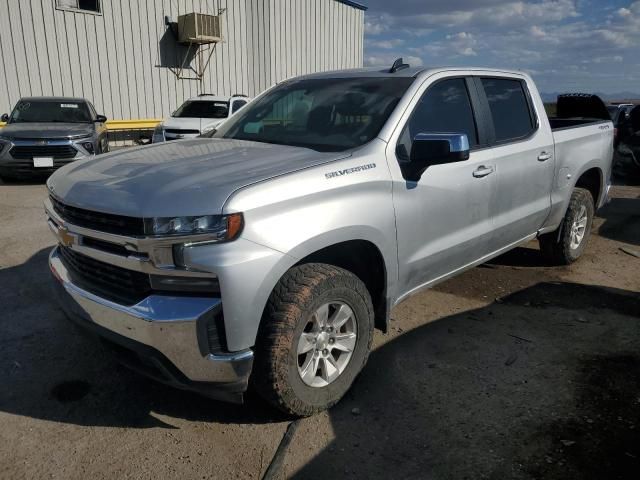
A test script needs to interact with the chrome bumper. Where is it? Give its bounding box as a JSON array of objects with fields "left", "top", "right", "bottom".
[{"left": 49, "top": 247, "right": 253, "bottom": 398}]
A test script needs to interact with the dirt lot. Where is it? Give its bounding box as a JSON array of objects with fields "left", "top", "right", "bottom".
[{"left": 1, "top": 161, "right": 639, "bottom": 480}]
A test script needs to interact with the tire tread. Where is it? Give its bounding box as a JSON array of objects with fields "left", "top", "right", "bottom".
[{"left": 252, "top": 263, "right": 374, "bottom": 416}]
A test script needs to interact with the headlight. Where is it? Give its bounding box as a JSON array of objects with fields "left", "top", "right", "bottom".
[{"left": 144, "top": 213, "right": 243, "bottom": 240}]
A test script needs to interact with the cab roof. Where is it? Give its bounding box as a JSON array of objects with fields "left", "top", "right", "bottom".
[
  {"left": 19, "top": 96, "right": 89, "bottom": 103},
  {"left": 296, "top": 65, "right": 528, "bottom": 81}
]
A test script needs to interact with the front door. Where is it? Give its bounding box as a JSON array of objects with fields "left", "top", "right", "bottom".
[{"left": 390, "top": 77, "right": 498, "bottom": 297}]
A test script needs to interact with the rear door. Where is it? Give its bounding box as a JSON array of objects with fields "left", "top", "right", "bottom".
[{"left": 474, "top": 76, "right": 554, "bottom": 250}]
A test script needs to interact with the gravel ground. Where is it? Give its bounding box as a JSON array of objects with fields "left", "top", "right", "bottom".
[{"left": 0, "top": 160, "right": 638, "bottom": 480}]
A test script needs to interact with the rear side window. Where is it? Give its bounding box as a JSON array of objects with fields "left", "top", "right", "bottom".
[
  {"left": 397, "top": 78, "right": 478, "bottom": 160},
  {"left": 481, "top": 78, "right": 535, "bottom": 142},
  {"left": 231, "top": 100, "right": 247, "bottom": 114}
]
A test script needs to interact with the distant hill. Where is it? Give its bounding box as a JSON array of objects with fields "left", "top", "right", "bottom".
[{"left": 542, "top": 92, "right": 640, "bottom": 103}]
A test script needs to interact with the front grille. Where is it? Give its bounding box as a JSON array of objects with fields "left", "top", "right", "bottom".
[
  {"left": 165, "top": 129, "right": 200, "bottom": 135},
  {"left": 10, "top": 145, "right": 78, "bottom": 159},
  {"left": 50, "top": 196, "right": 146, "bottom": 237},
  {"left": 58, "top": 246, "right": 151, "bottom": 306}
]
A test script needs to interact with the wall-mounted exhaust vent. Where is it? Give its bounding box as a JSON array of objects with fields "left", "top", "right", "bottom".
[{"left": 177, "top": 13, "right": 222, "bottom": 44}]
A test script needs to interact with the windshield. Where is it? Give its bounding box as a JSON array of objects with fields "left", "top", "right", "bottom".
[
  {"left": 9, "top": 100, "right": 92, "bottom": 123},
  {"left": 173, "top": 100, "right": 229, "bottom": 119},
  {"left": 211, "top": 77, "right": 415, "bottom": 152}
]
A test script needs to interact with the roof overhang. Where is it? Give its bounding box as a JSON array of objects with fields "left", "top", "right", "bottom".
[{"left": 335, "top": 0, "right": 368, "bottom": 11}]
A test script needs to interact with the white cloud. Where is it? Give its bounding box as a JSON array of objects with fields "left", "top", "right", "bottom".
[
  {"left": 365, "top": 0, "right": 579, "bottom": 31},
  {"left": 617, "top": 7, "right": 632, "bottom": 17},
  {"left": 363, "top": 0, "right": 640, "bottom": 93},
  {"left": 364, "top": 19, "right": 387, "bottom": 35},
  {"left": 530, "top": 25, "right": 546, "bottom": 38},
  {"left": 405, "top": 55, "right": 425, "bottom": 66},
  {"left": 364, "top": 53, "right": 424, "bottom": 67},
  {"left": 368, "top": 38, "right": 404, "bottom": 49}
]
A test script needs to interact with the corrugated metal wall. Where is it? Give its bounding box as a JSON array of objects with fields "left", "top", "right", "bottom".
[{"left": 0, "top": 0, "right": 364, "bottom": 120}]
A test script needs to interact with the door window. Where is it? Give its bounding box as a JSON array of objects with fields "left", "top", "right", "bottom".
[
  {"left": 481, "top": 78, "right": 535, "bottom": 143},
  {"left": 397, "top": 78, "right": 478, "bottom": 160}
]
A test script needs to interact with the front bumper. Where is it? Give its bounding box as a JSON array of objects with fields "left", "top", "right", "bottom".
[
  {"left": 152, "top": 130, "right": 201, "bottom": 143},
  {"left": 49, "top": 247, "right": 254, "bottom": 403}
]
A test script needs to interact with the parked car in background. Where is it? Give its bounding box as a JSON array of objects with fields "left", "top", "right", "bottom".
[
  {"left": 46, "top": 65, "right": 613, "bottom": 416},
  {"left": 606, "top": 103, "right": 635, "bottom": 148},
  {"left": 152, "top": 94, "right": 250, "bottom": 142},
  {"left": 0, "top": 97, "right": 108, "bottom": 181},
  {"left": 618, "top": 104, "right": 640, "bottom": 170}
]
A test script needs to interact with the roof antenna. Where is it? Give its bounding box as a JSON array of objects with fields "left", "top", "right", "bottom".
[{"left": 389, "top": 57, "right": 410, "bottom": 73}]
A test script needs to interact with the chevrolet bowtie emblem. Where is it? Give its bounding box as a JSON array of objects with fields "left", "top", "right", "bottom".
[{"left": 58, "top": 225, "right": 75, "bottom": 247}]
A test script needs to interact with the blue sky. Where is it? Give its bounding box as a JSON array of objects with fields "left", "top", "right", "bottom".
[{"left": 362, "top": 0, "right": 640, "bottom": 95}]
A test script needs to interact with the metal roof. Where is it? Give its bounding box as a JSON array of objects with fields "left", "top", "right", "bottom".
[{"left": 335, "top": 0, "right": 367, "bottom": 11}]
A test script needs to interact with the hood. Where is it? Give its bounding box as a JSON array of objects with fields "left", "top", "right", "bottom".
[
  {"left": 162, "top": 117, "right": 225, "bottom": 132},
  {"left": 48, "top": 138, "right": 350, "bottom": 218},
  {"left": 0, "top": 122, "right": 94, "bottom": 140}
]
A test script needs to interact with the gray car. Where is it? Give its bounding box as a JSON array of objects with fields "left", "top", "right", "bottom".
[
  {"left": 46, "top": 65, "right": 613, "bottom": 416},
  {"left": 0, "top": 97, "right": 108, "bottom": 181}
]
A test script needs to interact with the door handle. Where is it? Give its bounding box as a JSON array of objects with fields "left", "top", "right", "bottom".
[
  {"left": 473, "top": 165, "right": 494, "bottom": 178},
  {"left": 538, "top": 151, "right": 552, "bottom": 162}
]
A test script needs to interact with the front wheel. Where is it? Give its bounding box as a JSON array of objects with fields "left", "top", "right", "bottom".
[
  {"left": 252, "top": 263, "right": 374, "bottom": 416},
  {"left": 539, "top": 187, "right": 594, "bottom": 265}
]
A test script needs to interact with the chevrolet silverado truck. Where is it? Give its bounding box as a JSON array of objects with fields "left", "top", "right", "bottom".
[
  {"left": 46, "top": 63, "right": 613, "bottom": 416},
  {"left": 0, "top": 97, "right": 108, "bottom": 181}
]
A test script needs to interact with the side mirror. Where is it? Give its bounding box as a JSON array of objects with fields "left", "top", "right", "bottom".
[
  {"left": 0, "top": 113, "right": 9, "bottom": 122},
  {"left": 95, "top": 114, "right": 107, "bottom": 123},
  {"left": 402, "top": 133, "right": 470, "bottom": 181}
]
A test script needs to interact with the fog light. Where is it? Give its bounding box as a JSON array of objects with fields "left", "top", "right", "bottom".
[{"left": 82, "top": 142, "right": 94, "bottom": 154}]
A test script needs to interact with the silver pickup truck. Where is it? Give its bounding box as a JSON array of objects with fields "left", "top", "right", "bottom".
[{"left": 46, "top": 64, "right": 613, "bottom": 416}]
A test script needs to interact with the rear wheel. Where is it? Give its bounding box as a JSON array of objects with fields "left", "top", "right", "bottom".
[
  {"left": 539, "top": 187, "right": 594, "bottom": 265},
  {"left": 252, "top": 263, "right": 374, "bottom": 416}
]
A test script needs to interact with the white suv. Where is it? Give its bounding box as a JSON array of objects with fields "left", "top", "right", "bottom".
[{"left": 152, "top": 94, "right": 250, "bottom": 142}]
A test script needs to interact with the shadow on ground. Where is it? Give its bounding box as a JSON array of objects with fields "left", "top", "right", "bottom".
[
  {"left": 612, "top": 153, "right": 640, "bottom": 187},
  {"left": 597, "top": 196, "right": 640, "bottom": 246},
  {"left": 0, "top": 248, "right": 284, "bottom": 429},
  {"left": 291, "top": 282, "right": 640, "bottom": 480}
]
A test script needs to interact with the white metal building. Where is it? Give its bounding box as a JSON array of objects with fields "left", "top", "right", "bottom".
[{"left": 0, "top": 0, "right": 366, "bottom": 123}]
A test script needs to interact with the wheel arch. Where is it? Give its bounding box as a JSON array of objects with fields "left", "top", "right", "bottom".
[
  {"left": 293, "top": 239, "right": 390, "bottom": 332},
  {"left": 574, "top": 166, "right": 603, "bottom": 206},
  {"left": 259, "top": 230, "right": 396, "bottom": 336}
]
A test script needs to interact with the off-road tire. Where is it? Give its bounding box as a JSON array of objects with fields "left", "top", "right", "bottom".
[
  {"left": 539, "top": 187, "right": 594, "bottom": 265},
  {"left": 252, "top": 263, "right": 374, "bottom": 417}
]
